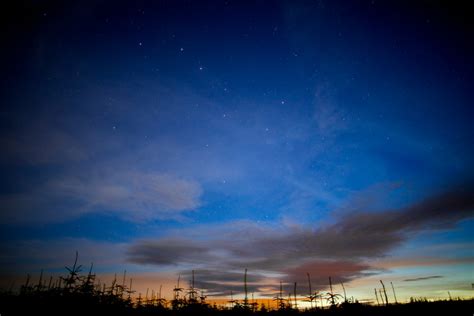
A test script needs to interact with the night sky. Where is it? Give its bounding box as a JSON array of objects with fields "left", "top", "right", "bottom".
[{"left": 1, "top": 0, "right": 473, "bottom": 303}]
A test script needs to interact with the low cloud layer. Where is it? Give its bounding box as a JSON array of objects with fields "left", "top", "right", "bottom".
[
  {"left": 403, "top": 276, "right": 444, "bottom": 282},
  {"left": 127, "top": 183, "right": 474, "bottom": 295},
  {"left": 128, "top": 239, "right": 210, "bottom": 265}
]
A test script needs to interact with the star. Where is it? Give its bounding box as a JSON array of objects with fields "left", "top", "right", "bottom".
[{"left": 199, "top": 66, "right": 203, "bottom": 71}]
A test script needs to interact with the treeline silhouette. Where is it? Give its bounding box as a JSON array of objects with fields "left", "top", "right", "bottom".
[{"left": 0, "top": 253, "right": 472, "bottom": 316}]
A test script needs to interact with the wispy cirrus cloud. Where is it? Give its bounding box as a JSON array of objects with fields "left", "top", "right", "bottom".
[
  {"left": 0, "top": 169, "right": 202, "bottom": 224},
  {"left": 312, "top": 84, "right": 347, "bottom": 137}
]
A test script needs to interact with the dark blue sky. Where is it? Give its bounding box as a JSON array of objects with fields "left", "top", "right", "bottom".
[{"left": 0, "top": 0, "right": 473, "bottom": 300}]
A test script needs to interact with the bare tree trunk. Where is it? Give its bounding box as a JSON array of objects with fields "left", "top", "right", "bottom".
[
  {"left": 391, "top": 281, "right": 398, "bottom": 304},
  {"left": 374, "top": 288, "right": 380, "bottom": 306},
  {"left": 294, "top": 282, "right": 298, "bottom": 309},
  {"left": 380, "top": 280, "right": 389, "bottom": 306},
  {"left": 341, "top": 282, "right": 347, "bottom": 302},
  {"left": 307, "top": 273, "right": 313, "bottom": 309},
  {"left": 243, "top": 268, "right": 248, "bottom": 307}
]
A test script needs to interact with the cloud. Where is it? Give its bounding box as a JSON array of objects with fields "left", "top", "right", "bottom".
[
  {"left": 223, "top": 183, "right": 474, "bottom": 271},
  {"left": 127, "top": 183, "right": 474, "bottom": 294},
  {"left": 312, "top": 84, "right": 347, "bottom": 137},
  {"left": 283, "top": 260, "right": 377, "bottom": 288},
  {"left": 54, "top": 171, "right": 203, "bottom": 221},
  {"left": 403, "top": 276, "right": 444, "bottom": 282},
  {"left": 0, "top": 126, "right": 91, "bottom": 165},
  {"left": 181, "top": 269, "right": 274, "bottom": 296},
  {"left": 128, "top": 239, "right": 210, "bottom": 265},
  {"left": 0, "top": 170, "right": 202, "bottom": 224},
  {"left": 371, "top": 256, "right": 474, "bottom": 269}
]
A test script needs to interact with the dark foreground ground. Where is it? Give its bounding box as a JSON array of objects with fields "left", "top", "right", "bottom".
[{"left": 0, "top": 292, "right": 472, "bottom": 316}]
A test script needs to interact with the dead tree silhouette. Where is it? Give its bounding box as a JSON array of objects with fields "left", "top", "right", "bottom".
[
  {"left": 375, "top": 288, "right": 380, "bottom": 306},
  {"left": 243, "top": 268, "right": 249, "bottom": 308},
  {"left": 227, "top": 290, "right": 237, "bottom": 308},
  {"left": 341, "top": 282, "right": 347, "bottom": 303},
  {"left": 273, "top": 281, "right": 286, "bottom": 310},
  {"left": 293, "top": 282, "right": 298, "bottom": 309},
  {"left": 391, "top": 281, "right": 398, "bottom": 304},
  {"left": 326, "top": 276, "right": 343, "bottom": 306},
  {"left": 306, "top": 273, "right": 315, "bottom": 308},
  {"left": 380, "top": 280, "right": 389, "bottom": 305},
  {"left": 186, "top": 270, "right": 198, "bottom": 303}
]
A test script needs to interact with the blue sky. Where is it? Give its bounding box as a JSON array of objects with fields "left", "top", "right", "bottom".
[{"left": 0, "top": 0, "right": 473, "bottom": 302}]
